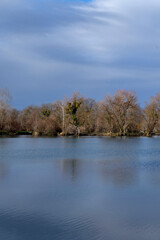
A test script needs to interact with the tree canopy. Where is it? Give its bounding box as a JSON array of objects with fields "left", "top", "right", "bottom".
[{"left": 1, "top": 88, "right": 160, "bottom": 137}]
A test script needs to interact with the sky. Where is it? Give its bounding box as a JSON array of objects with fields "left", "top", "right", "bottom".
[{"left": 0, "top": 0, "right": 160, "bottom": 108}]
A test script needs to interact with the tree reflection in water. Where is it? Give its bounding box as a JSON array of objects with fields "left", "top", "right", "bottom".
[
  {"left": 61, "top": 159, "right": 81, "bottom": 180},
  {"left": 0, "top": 162, "right": 8, "bottom": 182},
  {"left": 99, "top": 159, "right": 138, "bottom": 186}
]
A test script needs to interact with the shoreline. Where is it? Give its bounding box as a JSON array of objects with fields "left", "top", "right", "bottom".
[{"left": 0, "top": 131, "right": 159, "bottom": 137}]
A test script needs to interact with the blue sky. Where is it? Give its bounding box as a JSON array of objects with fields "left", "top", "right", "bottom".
[{"left": 0, "top": 0, "right": 160, "bottom": 108}]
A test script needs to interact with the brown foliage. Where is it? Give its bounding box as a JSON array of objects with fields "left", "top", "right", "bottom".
[
  {"left": 143, "top": 93, "right": 160, "bottom": 136},
  {"left": 2, "top": 88, "right": 160, "bottom": 137},
  {"left": 102, "top": 90, "right": 142, "bottom": 136}
]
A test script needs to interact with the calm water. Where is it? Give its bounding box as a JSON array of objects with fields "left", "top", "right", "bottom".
[{"left": 0, "top": 136, "right": 160, "bottom": 240}]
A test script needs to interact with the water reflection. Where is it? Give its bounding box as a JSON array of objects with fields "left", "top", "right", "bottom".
[
  {"left": 99, "top": 160, "right": 138, "bottom": 186},
  {"left": 0, "top": 163, "right": 8, "bottom": 182},
  {"left": 0, "top": 136, "right": 160, "bottom": 240},
  {"left": 59, "top": 157, "right": 138, "bottom": 186},
  {"left": 61, "top": 159, "right": 81, "bottom": 180}
]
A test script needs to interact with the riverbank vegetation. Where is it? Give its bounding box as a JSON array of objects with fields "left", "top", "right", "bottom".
[{"left": 1, "top": 88, "right": 160, "bottom": 137}]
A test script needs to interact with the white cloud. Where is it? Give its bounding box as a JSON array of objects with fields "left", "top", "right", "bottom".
[{"left": 1, "top": 0, "right": 160, "bottom": 108}]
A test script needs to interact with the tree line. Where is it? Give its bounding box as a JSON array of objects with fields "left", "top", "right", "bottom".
[{"left": 0, "top": 88, "right": 160, "bottom": 137}]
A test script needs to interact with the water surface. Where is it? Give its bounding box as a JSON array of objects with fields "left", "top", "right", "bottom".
[{"left": 0, "top": 136, "right": 160, "bottom": 240}]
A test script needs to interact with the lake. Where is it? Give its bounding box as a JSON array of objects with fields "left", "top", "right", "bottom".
[{"left": 0, "top": 136, "right": 160, "bottom": 240}]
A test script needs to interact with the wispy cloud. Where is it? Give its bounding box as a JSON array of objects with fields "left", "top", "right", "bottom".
[{"left": 0, "top": 0, "right": 160, "bottom": 108}]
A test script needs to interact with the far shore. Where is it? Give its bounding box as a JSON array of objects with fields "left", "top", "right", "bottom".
[{"left": 0, "top": 131, "right": 160, "bottom": 137}]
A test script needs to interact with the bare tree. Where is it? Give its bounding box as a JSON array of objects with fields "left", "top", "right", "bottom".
[
  {"left": 0, "top": 88, "right": 11, "bottom": 108},
  {"left": 103, "top": 90, "right": 141, "bottom": 136},
  {"left": 77, "top": 98, "right": 97, "bottom": 134},
  {"left": 0, "top": 88, "right": 12, "bottom": 131},
  {"left": 19, "top": 106, "right": 39, "bottom": 132},
  {"left": 143, "top": 93, "right": 160, "bottom": 136},
  {"left": 52, "top": 99, "right": 67, "bottom": 135},
  {"left": 5, "top": 109, "right": 20, "bottom": 132}
]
